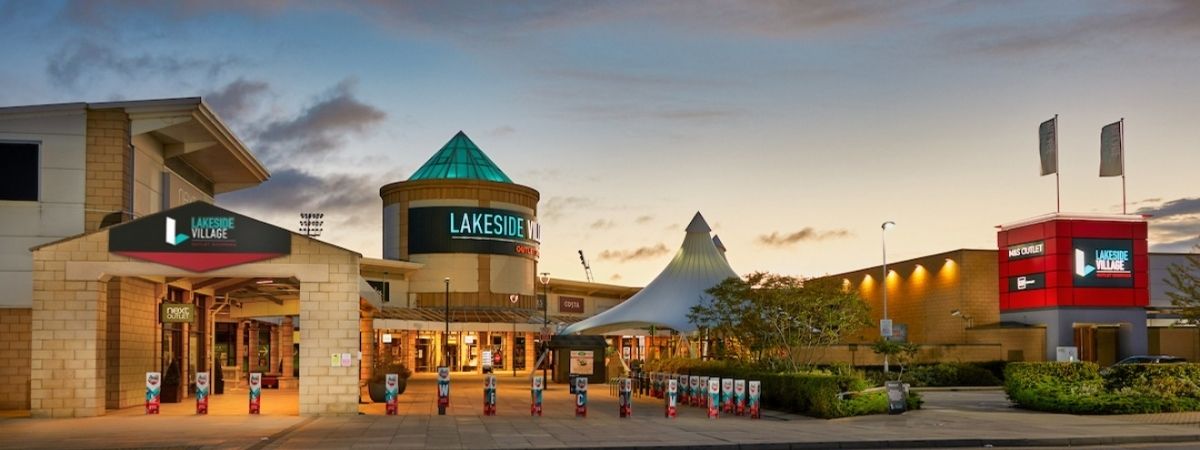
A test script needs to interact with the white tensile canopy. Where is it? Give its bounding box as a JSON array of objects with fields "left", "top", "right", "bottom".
[{"left": 561, "top": 212, "right": 738, "bottom": 335}]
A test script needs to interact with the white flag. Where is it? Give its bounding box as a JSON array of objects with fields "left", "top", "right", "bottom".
[{"left": 1100, "top": 120, "right": 1123, "bottom": 177}]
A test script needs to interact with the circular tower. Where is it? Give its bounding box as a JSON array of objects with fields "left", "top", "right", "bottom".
[{"left": 380, "top": 131, "right": 540, "bottom": 309}]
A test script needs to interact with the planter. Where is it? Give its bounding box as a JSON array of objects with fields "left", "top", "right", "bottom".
[{"left": 368, "top": 378, "right": 407, "bottom": 402}]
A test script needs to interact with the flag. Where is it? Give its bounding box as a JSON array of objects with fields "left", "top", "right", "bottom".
[
  {"left": 1038, "top": 117, "right": 1057, "bottom": 175},
  {"left": 1100, "top": 120, "right": 1123, "bottom": 177}
]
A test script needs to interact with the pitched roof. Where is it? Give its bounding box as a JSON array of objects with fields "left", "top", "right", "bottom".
[
  {"left": 408, "top": 131, "right": 513, "bottom": 183},
  {"left": 560, "top": 212, "right": 739, "bottom": 335}
]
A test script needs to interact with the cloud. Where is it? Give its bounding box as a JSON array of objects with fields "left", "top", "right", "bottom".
[
  {"left": 1137, "top": 197, "right": 1200, "bottom": 219},
  {"left": 487, "top": 125, "right": 516, "bottom": 137},
  {"left": 635, "top": 215, "right": 654, "bottom": 224},
  {"left": 539, "top": 196, "right": 595, "bottom": 222},
  {"left": 252, "top": 78, "right": 386, "bottom": 164},
  {"left": 610, "top": 274, "right": 623, "bottom": 281},
  {"left": 599, "top": 243, "right": 670, "bottom": 262},
  {"left": 589, "top": 219, "right": 616, "bottom": 230},
  {"left": 46, "top": 40, "right": 239, "bottom": 89},
  {"left": 204, "top": 78, "right": 270, "bottom": 122},
  {"left": 217, "top": 167, "right": 394, "bottom": 217},
  {"left": 1137, "top": 197, "right": 1200, "bottom": 252},
  {"left": 757, "top": 227, "right": 852, "bottom": 247}
]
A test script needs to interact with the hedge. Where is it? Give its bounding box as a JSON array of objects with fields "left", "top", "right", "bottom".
[
  {"left": 1004, "top": 362, "right": 1200, "bottom": 414},
  {"left": 864, "top": 362, "right": 1004, "bottom": 387},
  {"left": 641, "top": 358, "right": 921, "bottom": 418}
]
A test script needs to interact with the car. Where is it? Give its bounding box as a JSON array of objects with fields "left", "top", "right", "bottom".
[{"left": 1112, "top": 355, "right": 1187, "bottom": 366}]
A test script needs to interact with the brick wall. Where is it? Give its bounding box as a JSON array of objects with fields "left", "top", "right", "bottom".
[
  {"left": 105, "top": 277, "right": 158, "bottom": 409},
  {"left": 799, "top": 343, "right": 1005, "bottom": 366},
  {"left": 967, "top": 327, "right": 1047, "bottom": 361},
  {"left": 0, "top": 308, "right": 31, "bottom": 410},
  {"left": 292, "top": 236, "right": 362, "bottom": 416},
  {"left": 84, "top": 108, "right": 132, "bottom": 231}
]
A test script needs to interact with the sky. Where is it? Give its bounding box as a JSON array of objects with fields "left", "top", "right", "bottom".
[{"left": 2, "top": 0, "right": 1198, "bottom": 287}]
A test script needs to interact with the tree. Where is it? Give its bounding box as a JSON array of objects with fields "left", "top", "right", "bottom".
[
  {"left": 869, "top": 339, "right": 919, "bottom": 381},
  {"left": 688, "top": 272, "right": 871, "bottom": 372},
  {"left": 1165, "top": 244, "right": 1200, "bottom": 354}
]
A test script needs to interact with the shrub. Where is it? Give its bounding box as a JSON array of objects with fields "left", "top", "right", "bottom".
[
  {"left": 905, "top": 363, "right": 1002, "bottom": 387},
  {"left": 1004, "top": 362, "right": 1200, "bottom": 414}
]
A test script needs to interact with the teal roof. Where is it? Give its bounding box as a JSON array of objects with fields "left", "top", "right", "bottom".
[{"left": 408, "top": 131, "right": 513, "bottom": 183}]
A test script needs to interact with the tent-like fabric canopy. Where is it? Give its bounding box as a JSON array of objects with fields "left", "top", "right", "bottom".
[{"left": 560, "top": 212, "right": 738, "bottom": 335}]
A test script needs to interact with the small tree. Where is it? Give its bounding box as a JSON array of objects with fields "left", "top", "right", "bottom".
[
  {"left": 1165, "top": 243, "right": 1200, "bottom": 355},
  {"left": 869, "top": 339, "right": 919, "bottom": 381}
]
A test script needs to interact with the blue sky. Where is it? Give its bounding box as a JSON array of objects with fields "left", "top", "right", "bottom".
[{"left": 2, "top": 0, "right": 1198, "bottom": 286}]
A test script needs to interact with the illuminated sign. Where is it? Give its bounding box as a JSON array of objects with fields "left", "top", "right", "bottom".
[
  {"left": 559, "top": 296, "right": 585, "bottom": 314},
  {"left": 109, "top": 202, "right": 291, "bottom": 272},
  {"left": 160, "top": 303, "right": 196, "bottom": 323},
  {"left": 1008, "top": 273, "right": 1045, "bottom": 291},
  {"left": 1072, "top": 238, "right": 1134, "bottom": 288},
  {"left": 1007, "top": 240, "right": 1045, "bottom": 261},
  {"left": 409, "top": 207, "right": 540, "bottom": 259}
]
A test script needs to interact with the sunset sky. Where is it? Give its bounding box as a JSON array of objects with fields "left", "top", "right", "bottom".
[{"left": 2, "top": 1, "right": 1197, "bottom": 286}]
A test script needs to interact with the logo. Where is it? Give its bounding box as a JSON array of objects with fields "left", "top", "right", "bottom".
[
  {"left": 1008, "top": 273, "right": 1046, "bottom": 292},
  {"left": 165, "top": 217, "right": 189, "bottom": 246},
  {"left": 1072, "top": 238, "right": 1135, "bottom": 288},
  {"left": 1007, "top": 240, "right": 1045, "bottom": 260},
  {"left": 1075, "top": 248, "right": 1130, "bottom": 278}
]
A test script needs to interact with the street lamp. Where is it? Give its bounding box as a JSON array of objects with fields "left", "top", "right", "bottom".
[
  {"left": 881, "top": 220, "right": 895, "bottom": 373},
  {"left": 444, "top": 277, "right": 450, "bottom": 371},
  {"left": 539, "top": 272, "right": 550, "bottom": 386}
]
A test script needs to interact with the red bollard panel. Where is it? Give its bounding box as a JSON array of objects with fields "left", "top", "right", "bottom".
[
  {"left": 385, "top": 374, "right": 399, "bottom": 415},
  {"left": 734, "top": 379, "right": 746, "bottom": 416},
  {"left": 618, "top": 377, "right": 632, "bottom": 418},
  {"left": 196, "top": 372, "right": 210, "bottom": 415},
  {"left": 721, "top": 378, "right": 734, "bottom": 414},
  {"left": 483, "top": 374, "right": 497, "bottom": 416},
  {"left": 531, "top": 376, "right": 543, "bottom": 416},
  {"left": 146, "top": 372, "right": 161, "bottom": 415},
  {"left": 665, "top": 379, "right": 678, "bottom": 418},
  {"left": 575, "top": 377, "right": 588, "bottom": 418},
  {"left": 699, "top": 376, "right": 709, "bottom": 408},
  {"left": 748, "top": 380, "right": 762, "bottom": 419},
  {"left": 249, "top": 373, "right": 262, "bottom": 415},
  {"left": 706, "top": 378, "right": 720, "bottom": 419},
  {"left": 689, "top": 376, "right": 700, "bottom": 407},
  {"left": 437, "top": 367, "right": 450, "bottom": 415}
]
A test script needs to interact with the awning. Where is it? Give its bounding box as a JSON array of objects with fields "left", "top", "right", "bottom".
[{"left": 373, "top": 307, "right": 581, "bottom": 333}]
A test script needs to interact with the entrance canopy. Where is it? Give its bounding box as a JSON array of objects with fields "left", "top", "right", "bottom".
[{"left": 561, "top": 212, "right": 738, "bottom": 335}]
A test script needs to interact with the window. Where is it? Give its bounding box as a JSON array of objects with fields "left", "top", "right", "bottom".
[
  {"left": 0, "top": 142, "right": 38, "bottom": 201},
  {"left": 367, "top": 280, "right": 390, "bottom": 303}
]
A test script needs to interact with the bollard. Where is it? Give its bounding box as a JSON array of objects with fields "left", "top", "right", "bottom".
[
  {"left": 689, "top": 376, "right": 700, "bottom": 407},
  {"left": 748, "top": 380, "right": 761, "bottom": 419},
  {"left": 145, "top": 372, "right": 161, "bottom": 415},
  {"left": 665, "top": 379, "right": 678, "bottom": 418},
  {"left": 531, "top": 376, "right": 543, "bottom": 416},
  {"left": 196, "top": 372, "right": 209, "bottom": 415},
  {"left": 385, "top": 373, "right": 399, "bottom": 415},
  {"left": 721, "top": 378, "right": 734, "bottom": 414},
  {"left": 249, "top": 373, "right": 262, "bottom": 414},
  {"left": 483, "top": 374, "right": 497, "bottom": 416},
  {"left": 677, "top": 374, "right": 688, "bottom": 406},
  {"left": 699, "top": 376, "right": 709, "bottom": 408},
  {"left": 575, "top": 376, "right": 588, "bottom": 418},
  {"left": 437, "top": 367, "right": 450, "bottom": 415},
  {"left": 619, "top": 377, "right": 632, "bottom": 418},
  {"left": 707, "top": 378, "right": 720, "bottom": 419},
  {"left": 734, "top": 379, "right": 746, "bottom": 416}
]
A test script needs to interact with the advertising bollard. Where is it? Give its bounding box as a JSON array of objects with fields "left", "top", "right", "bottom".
[
  {"left": 689, "top": 376, "right": 700, "bottom": 407},
  {"left": 734, "top": 379, "right": 746, "bottom": 416},
  {"left": 748, "top": 380, "right": 761, "bottom": 419},
  {"left": 249, "top": 373, "right": 262, "bottom": 414},
  {"left": 196, "top": 372, "right": 209, "bottom": 415},
  {"left": 721, "top": 378, "right": 734, "bottom": 414},
  {"left": 385, "top": 373, "right": 399, "bottom": 415},
  {"left": 699, "top": 376, "right": 709, "bottom": 408},
  {"left": 706, "top": 378, "right": 720, "bottom": 419},
  {"left": 677, "top": 374, "right": 688, "bottom": 406},
  {"left": 531, "top": 376, "right": 544, "bottom": 416},
  {"left": 619, "top": 377, "right": 632, "bottom": 418},
  {"left": 483, "top": 374, "right": 497, "bottom": 416},
  {"left": 574, "top": 376, "right": 588, "bottom": 418},
  {"left": 145, "top": 372, "right": 161, "bottom": 415},
  {"left": 885, "top": 381, "right": 907, "bottom": 415},
  {"left": 665, "top": 379, "right": 678, "bottom": 418},
  {"left": 437, "top": 367, "right": 450, "bottom": 415}
]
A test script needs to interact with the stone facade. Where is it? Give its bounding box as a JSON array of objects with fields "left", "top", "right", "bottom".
[
  {"left": 84, "top": 109, "right": 132, "bottom": 232},
  {"left": 0, "top": 308, "right": 31, "bottom": 410},
  {"left": 104, "top": 277, "right": 158, "bottom": 409}
]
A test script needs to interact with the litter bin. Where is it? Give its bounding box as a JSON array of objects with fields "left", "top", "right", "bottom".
[{"left": 885, "top": 381, "right": 908, "bottom": 415}]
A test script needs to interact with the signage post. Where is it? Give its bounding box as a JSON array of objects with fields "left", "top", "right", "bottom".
[
  {"left": 748, "top": 380, "right": 761, "bottom": 419},
  {"left": 437, "top": 367, "right": 450, "bottom": 415},
  {"left": 531, "top": 376, "right": 544, "bottom": 416},
  {"left": 689, "top": 376, "right": 700, "bottom": 407},
  {"left": 385, "top": 374, "right": 399, "bottom": 415},
  {"left": 195, "top": 372, "right": 209, "bottom": 415},
  {"left": 249, "top": 372, "right": 262, "bottom": 414},
  {"left": 574, "top": 376, "right": 588, "bottom": 418},
  {"left": 721, "top": 378, "right": 734, "bottom": 414},
  {"left": 707, "top": 378, "right": 720, "bottom": 419},
  {"left": 665, "top": 379, "right": 678, "bottom": 418},
  {"left": 699, "top": 376, "right": 709, "bottom": 408},
  {"left": 145, "top": 372, "right": 161, "bottom": 415},
  {"left": 619, "top": 377, "right": 632, "bottom": 418},
  {"left": 483, "top": 374, "right": 497, "bottom": 416},
  {"left": 734, "top": 379, "right": 746, "bottom": 416}
]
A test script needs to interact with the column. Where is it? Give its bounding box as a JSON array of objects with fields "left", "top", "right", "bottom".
[
  {"left": 270, "top": 324, "right": 281, "bottom": 373},
  {"left": 235, "top": 320, "right": 246, "bottom": 382},
  {"left": 404, "top": 331, "right": 416, "bottom": 372},
  {"left": 524, "top": 332, "right": 536, "bottom": 372},
  {"left": 359, "top": 317, "right": 373, "bottom": 402},
  {"left": 248, "top": 321, "right": 259, "bottom": 373},
  {"left": 478, "top": 331, "right": 488, "bottom": 374},
  {"left": 280, "top": 317, "right": 294, "bottom": 384},
  {"left": 505, "top": 330, "right": 515, "bottom": 372}
]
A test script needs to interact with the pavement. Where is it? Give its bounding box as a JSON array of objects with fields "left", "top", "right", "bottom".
[{"left": 3, "top": 372, "right": 1200, "bottom": 449}]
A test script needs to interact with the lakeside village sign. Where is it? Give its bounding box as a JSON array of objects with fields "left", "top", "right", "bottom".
[
  {"left": 409, "top": 206, "right": 542, "bottom": 259},
  {"left": 109, "top": 201, "right": 292, "bottom": 272}
]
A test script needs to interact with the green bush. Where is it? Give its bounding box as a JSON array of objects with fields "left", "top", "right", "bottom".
[
  {"left": 861, "top": 362, "right": 1004, "bottom": 387},
  {"left": 844, "top": 390, "right": 924, "bottom": 416},
  {"left": 1004, "top": 362, "right": 1200, "bottom": 414}
]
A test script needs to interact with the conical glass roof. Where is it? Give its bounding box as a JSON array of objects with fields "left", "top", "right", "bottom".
[{"left": 408, "top": 131, "right": 513, "bottom": 183}]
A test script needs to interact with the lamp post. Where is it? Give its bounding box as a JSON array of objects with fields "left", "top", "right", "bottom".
[
  {"left": 881, "top": 221, "right": 895, "bottom": 373},
  {"left": 539, "top": 272, "right": 550, "bottom": 386},
  {"left": 444, "top": 277, "right": 450, "bottom": 371}
]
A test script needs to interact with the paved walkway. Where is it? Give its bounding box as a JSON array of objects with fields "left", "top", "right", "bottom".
[{"left": 3, "top": 373, "right": 1200, "bottom": 449}]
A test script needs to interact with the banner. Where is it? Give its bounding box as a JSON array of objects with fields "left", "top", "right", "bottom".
[
  {"left": 689, "top": 376, "right": 700, "bottom": 407},
  {"left": 385, "top": 374, "right": 399, "bottom": 415},
  {"left": 437, "top": 367, "right": 450, "bottom": 415},
  {"left": 483, "top": 374, "right": 497, "bottom": 416},
  {"left": 1039, "top": 116, "right": 1057, "bottom": 176},
  {"left": 699, "top": 376, "right": 709, "bottom": 408},
  {"left": 677, "top": 374, "right": 687, "bottom": 406},
  {"left": 665, "top": 379, "right": 678, "bottom": 418},
  {"left": 145, "top": 372, "right": 161, "bottom": 415},
  {"left": 195, "top": 372, "right": 209, "bottom": 415},
  {"left": 619, "top": 377, "right": 632, "bottom": 418},
  {"left": 721, "top": 378, "right": 734, "bottom": 414},
  {"left": 575, "top": 377, "right": 588, "bottom": 418},
  {"left": 734, "top": 379, "right": 746, "bottom": 416},
  {"left": 1100, "top": 120, "right": 1123, "bottom": 177},
  {"left": 707, "top": 378, "right": 720, "bottom": 419},
  {"left": 249, "top": 373, "right": 262, "bottom": 414},
  {"left": 531, "top": 376, "right": 543, "bottom": 416},
  {"left": 748, "top": 380, "right": 761, "bottom": 419}
]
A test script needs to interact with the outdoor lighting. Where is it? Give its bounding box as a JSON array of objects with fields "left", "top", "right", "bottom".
[
  {"left": 255, "top": 279, "right": 274, "bottom": 285},
  {"left": 881, "top": 220, "right": 895, "bottom": 373},
  {"left": 951, "top": 309, "right": 973, "bottom": 328},
  {"left": 539, "top": 272, "right": 550, "bottom": 386}
]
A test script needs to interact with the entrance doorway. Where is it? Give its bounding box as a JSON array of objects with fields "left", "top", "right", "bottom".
[{"left": 1074, "top": 324, "right": 1120, "bottom": 366}]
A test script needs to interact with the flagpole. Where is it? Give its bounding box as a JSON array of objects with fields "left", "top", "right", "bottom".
[
  {"left": 1120, "top": 118, "right": 1126, "bottom": 214},
  {"left": 1055, "top": 114, "right": 1060, "bottom": 213}
]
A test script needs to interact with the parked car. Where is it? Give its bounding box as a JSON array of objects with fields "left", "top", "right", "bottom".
[{"left": 1112, "top": 355, "right": 1187, "bottom": 365}]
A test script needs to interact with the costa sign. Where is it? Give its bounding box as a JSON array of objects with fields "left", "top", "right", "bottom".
[
  {"left": 109, "top": 202, "right": 291, "bottom": 272},
  {"left": 408, "top": 206, "right": 541, "bottom": 259},
  {"left": 558, "top": 296, "right": 585, "bottom": 314}
]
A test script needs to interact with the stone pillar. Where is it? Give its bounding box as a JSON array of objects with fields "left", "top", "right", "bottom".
[
  {"left": 524, "top": 332, "right": 536, "bottom": 372},
  {"left": 358, "top": 316, "right": 373, "bottom": 403},
  {"left": 248, "top": 321, "right": 259, "bottom": 373},
  {"left": 31, "top": 252, "right": 107, "bottom": 418},
  {"left": 297, "top": 242, "right": 361, "bottom": 416},
  {"left": 404, "top": 331, "right": 416, "bottom": 372},
  {"left": 478, "top": 331, "right": 488, "bottom": 374},
  {"left": 505, "top": 330, "right": 515, "bottom": 372},
  {"left": 235, "top": 320, "right": 245, "bottom": 377},
  {"left": 270, "top": 324, "right": 281, "bottom": 373},
  {"left": 281, "top": 317, "right": 294, "bottom": 384}
]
